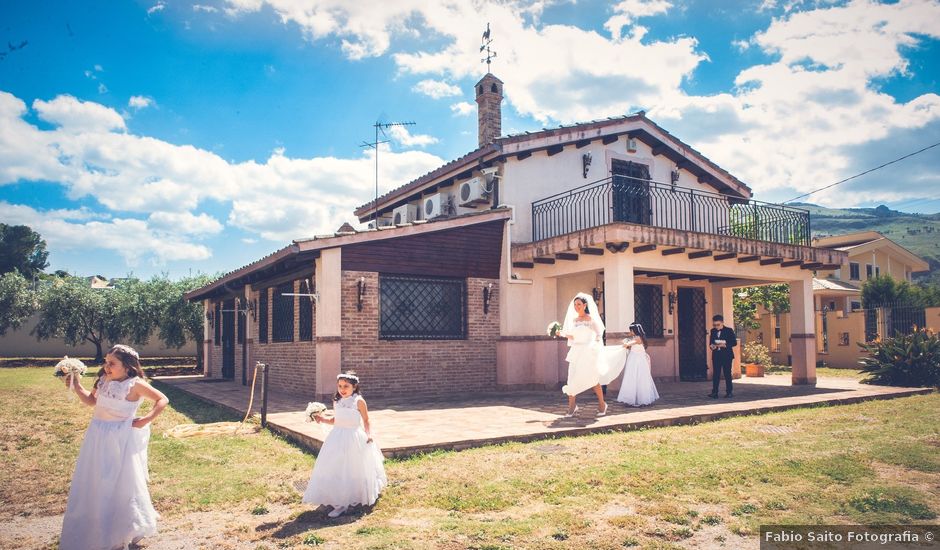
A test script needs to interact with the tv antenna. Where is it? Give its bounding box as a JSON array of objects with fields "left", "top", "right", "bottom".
[
  {"left": 480, "top": 22, "right": 496, "bottom": 71},
  {"left": 360, "top": 120, "right": 416, "bottom": 224}
]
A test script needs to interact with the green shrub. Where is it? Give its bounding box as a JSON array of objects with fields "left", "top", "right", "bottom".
[
  {"left": 742, "top": 342, "right": 772, "bottom": 366},
  {"left": 858, "top": 328, "right": 940, "bottom": 387}
]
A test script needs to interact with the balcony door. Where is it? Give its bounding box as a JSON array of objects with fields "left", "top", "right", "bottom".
[{"left": 611, "top": 159, "right": 651, "bottom": 225}]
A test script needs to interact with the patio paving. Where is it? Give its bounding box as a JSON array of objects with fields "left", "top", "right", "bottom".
[{"left": 155, "top": 374, "right": 933, "bottom": 457}]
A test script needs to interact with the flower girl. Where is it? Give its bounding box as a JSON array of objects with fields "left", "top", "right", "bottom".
[
  {"left": 616, "top": 323, "right": 660, "bottom": 407},
  {"left": 60, "top": 344, "right": 168, "bottom": 550},
  {"left": 303, "top": 372, "right": 387, "bottom": 518}
]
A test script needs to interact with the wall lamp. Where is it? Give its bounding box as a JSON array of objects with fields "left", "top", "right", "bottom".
[
  {"left": 582, "top": 152, "right": 592, "bottom": 179},
  {"left": 668, "top": 291, "right": 676, "bottom": 315},
  {"left": 206, "top": 309, "right": 215, "bottom": 327},
  {"left": 592, "top": 286, "right": 604, "bottom": 304},
  {"left": 483, "top": 282, "right": 494, "bottom": 314},
  {"left": 357, "top": 277, "right": 367, "bottom": 311}
]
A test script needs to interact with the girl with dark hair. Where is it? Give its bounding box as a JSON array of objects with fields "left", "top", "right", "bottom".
[
  {"left": 616, "top": 323, "right": 660, "bottom": 406},
  {"left": 303, "top": 372, "right": 387, "bottom": 518},
  {"left": 60, "top": 344, "right": 167, "bottom": 550}
]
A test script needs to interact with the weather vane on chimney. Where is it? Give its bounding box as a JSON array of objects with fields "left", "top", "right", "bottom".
[{"left": 480, "top": 22, "right": 496, "bottom": 72}]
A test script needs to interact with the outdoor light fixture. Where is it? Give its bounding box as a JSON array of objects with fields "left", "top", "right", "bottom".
[
  {"left": 668, "top": 291, "right": 676, "bottom": 315},
  {"left": 582, "top": 152, "right": 592, "bottom": 179},
  {"left": 670, "top": 167, "right": 680, "bottom": 184},
  {"left": 357, "top": 277, "right": 366, "bottom": 312},
  {"left": 247, "top": 298, "right": 257, "bottom": 320},
  {"left": 592, "top": 286, "right": 604, "bottom": 304},
  {"left": 206, "top": 310, "right": 215, "bottom": 327},
  {"left": 483, "top": 282, "right": 493, "bottom": 314}
]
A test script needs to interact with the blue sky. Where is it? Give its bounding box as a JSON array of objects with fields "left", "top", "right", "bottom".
[{"left": 1, "top": 0, "right": 938, "bottom": 279}]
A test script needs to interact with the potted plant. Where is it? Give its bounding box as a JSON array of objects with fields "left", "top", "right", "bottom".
[{"left": 742, "top": 341, "right": 771, "bottom": 377}]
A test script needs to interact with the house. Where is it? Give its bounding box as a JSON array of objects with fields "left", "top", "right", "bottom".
[
  {"left": 185, "top": 71, "right": 847, "bottom": 400},
  {"left": 753, "top": 231, "right": 931, "bottom": 368}
]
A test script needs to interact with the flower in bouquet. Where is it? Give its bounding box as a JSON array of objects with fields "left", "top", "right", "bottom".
[
  {"left": 304, "top": 402, "right": 327, "bottom": 423},
  {"left": 54, "top": 356, "right": 87, "bottom": 378},
  {"left": 546, "top": 321, "right": 562, "bottom": 338}
]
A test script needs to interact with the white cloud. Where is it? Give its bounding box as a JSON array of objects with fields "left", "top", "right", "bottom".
[
  {"left": 147, "top": 2, "right": 166, "bottom": 15},
  {"left": 128, "top": 95, "right": 154, "bottom": 109},
  {"left": 0, "top": 90, "right": 446, "bottom": 248},
  {"left": 94, "top": 64, "right": 103, "bottom": 72},
  {"left": 97, "top": 83, "right": 108, "bottom": 94},
  {"left": 387, "top": 125, "right": 439, "bottom": 147},
  {"left": 604, "top": 0, "right": 672, "bottom": 40},
  {"left": 193, "top": 4, "right": 219, "bottom": 12},
  {"left": 0, "top": 202, "right": 212, "bottom": 265},
  {"left": 450, "top": 101, "right": 474, "bottom": 116},
  {"left": 32, "top": 94, "right": 126, "bottom": 133},
  {"left": 412, "top": 79, "right": 461, "bottom": 99}
]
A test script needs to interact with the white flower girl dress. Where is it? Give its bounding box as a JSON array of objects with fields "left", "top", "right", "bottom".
[
  {"left": 616, "top": 343, "right": 660, "bottom": 406},
  {"left": 303, "top": 394, "right": 387, "bottom": 508},
  {"left": 60, "top": 377, "right": 158, "bottom": 550}
]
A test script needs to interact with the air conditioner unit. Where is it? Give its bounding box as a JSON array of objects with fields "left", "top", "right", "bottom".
[
  {"left": 392, "top": 204, "right": 417, "bottom": 226},
  {"left": 367, "top": 216, "right": 393, "bottom": 229},
  {"left": 424, "top": 192, "right": 451, "bottom": 219},
  {"left": 459, "top": 177, "right": 491, "bottom": 206}
]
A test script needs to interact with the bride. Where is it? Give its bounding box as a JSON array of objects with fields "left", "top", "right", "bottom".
[{"left": 559, "top": 293, "right": 627, "bottom": 417}]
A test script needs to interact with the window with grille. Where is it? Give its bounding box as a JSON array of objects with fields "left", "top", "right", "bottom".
[
  {"left": 773, "top": 313, "right": 781, "bottom": 351},
  {"left": 299, "top": 293, "right": 313, "bottom": 341},
  {"left": 633, "top": 284, "right": 664, "bottom": 337},
  {"left": 258, "top": 289, "right": 269, "bottom": 344},
  {"left": 380, "top": 274, "right": 467, "bottom": 340},
  {"left": 272, "top": 282, "right": 295, "bottom": 342},
  {"left": 214, "top": 301, "right": 221, "bottom": 346}
]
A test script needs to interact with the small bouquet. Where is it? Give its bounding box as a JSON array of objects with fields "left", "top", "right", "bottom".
[
  {"left": 546, "top": 321, "right": 562, "bottom": 338},
  {"left": 304, "top": 402, "right": 327, "bottom": 423},
  {"left": 623, "top": 337, "right": 638, "bottom": 347},
  {"left": 54, "top": 356, "right": 87, "bottom": 398}
]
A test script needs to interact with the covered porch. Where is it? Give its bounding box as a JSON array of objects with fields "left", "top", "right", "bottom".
[{"left": 499, "top": 222, "right": 847, "bottom": 387}]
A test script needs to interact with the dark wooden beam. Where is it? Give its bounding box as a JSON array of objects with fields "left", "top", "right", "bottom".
[
  {"left": 697, "top": 175, "right": 710, "bottom": 184},
  {"left": 651, "top": 145, "right": 669, "bottom": 157},
  {"left": 668, "top": 274, "right": 690, "bottom": 280},
  {"left": 637, "top": 270, "right": 668, "bottom": 278},
  {"left": 708, "top": 276, "right": 734, "bottom": 282},
  {"left": 801, "top": 262, "right": 823, "bottom": 270},
  {"left": 759, "top": 258, "right": 783, "bottom": 266},
  {"left": 689, "top": 275, "right": 711, "bottom": 281},
  {"left": 516, "top": 151, "right": 532, "bottom": 161},
  {"left": 662, "top": 247, "right": 686, "bottom": 256},
  {"left": 605, "top": 242, "right": 630, "bottom": 253},
  {"left": 601, "top": 135, "right": 618, "bottom": 145},
  {"left": 580, "top": 247, "right": 604, "bottom": 256},
  {"left": 781, "top": 260, "right": 803, "bottom": 268},
  {"left": 714, "top": 252, "right": 737, "bottom": 261},
  {"left": 737, "top": 255, "right": 760, "bottom": 263},
  {"left": 556, "top": 252, "right": 579, "bottom": 261},
  {"left": 534, "top": 257, "right": 555, "bottom": 265},
  {"left": 688, "top": 250, "right": 713, "bottom": 260},
  {"left": 512, "top": 261, "right": 534, "bottom": 269},
  {"left": 546, "top": 144, "right": 564, "bottom": 156},
  {"left": 633, "top": 244, "right": 657, "bottom": 253},
  {"left": 819, "top": 263, "right": 842, "bottom": 270},
  {"left": 575, "top": 139, "right": 591, "bottom": 149}
]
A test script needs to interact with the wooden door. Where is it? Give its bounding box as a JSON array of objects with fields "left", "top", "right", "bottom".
[{"left": 677, "top": 287, "right": 708, "bottom": 381}]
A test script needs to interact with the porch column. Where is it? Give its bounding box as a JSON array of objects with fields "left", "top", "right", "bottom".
[
  {"left": 604, "top": 258, "right": 634, "bottom": 333},
  {"left": 315, "top": 248, "right": 342, "bottom": 399},
  {"left": 789, "top": 278, "right": 817, "bottom": 385},
  {"left": 202, "top": 300, "right": 211, "bottom": 376},
  {"left": 711, "top": 285, "right": 741, "bottom": 378}
]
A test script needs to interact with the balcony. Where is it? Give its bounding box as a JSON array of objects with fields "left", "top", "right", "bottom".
[{"left": 530, "top": 176, "right": 811, "bottom": 246}]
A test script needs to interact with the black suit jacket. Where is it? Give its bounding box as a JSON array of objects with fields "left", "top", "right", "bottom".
[{"left": 709, "top": 327, "right": 737, "bottom": 362}]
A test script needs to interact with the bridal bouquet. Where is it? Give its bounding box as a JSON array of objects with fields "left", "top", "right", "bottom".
[
  {"left": 53, "top": 356, "right": 87, "bottom": 379},
  {"left": 304, "top": 402, "right": 328, "bottom": 422},
  {"left": 546, "top": 321, "right": 562, "bottom": 338}
]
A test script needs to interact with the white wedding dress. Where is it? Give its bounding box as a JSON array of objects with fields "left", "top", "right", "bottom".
[
  {"left": 562, "top": 321, "right": 628, "bottom": 396},
  {"left": 60, "top": 377, "right": 158, "bottom": 550},
  {"left": 303, "top": 394, "right": 387, "bottom": 507},
  {"left": 616, "top": 343, "right": 660, "bottom": 406}
]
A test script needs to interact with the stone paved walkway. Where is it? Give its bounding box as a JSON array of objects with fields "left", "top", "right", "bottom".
[{"left": 155, "top": 374, "right": 932, "bottom": 457}]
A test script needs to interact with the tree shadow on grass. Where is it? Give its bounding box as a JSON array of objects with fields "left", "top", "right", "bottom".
[{"left": 153, "top": 381, "right": 242, "bottom": 424}]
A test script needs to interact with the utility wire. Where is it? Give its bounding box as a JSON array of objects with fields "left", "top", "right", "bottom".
[{"left": 783, "top": 141, "right": 940, "bottom": 204}]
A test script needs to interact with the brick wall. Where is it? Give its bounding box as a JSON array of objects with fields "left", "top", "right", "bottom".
[
  {"left": 340, "top": 271, "right": 499, "bottom": 398},
  {"left": 247, "top": 282, "right": 317, "bottom": 397}
]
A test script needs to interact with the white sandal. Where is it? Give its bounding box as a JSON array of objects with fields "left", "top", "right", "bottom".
[
  {"left": 564, "top": 405, "right": 579, "bottom": 418},
  {"left": 328, "top": 505, "right": 348, "bottom": 518},
  {"left": 597, "top": 404, "right": 608, "bottom": 417}
]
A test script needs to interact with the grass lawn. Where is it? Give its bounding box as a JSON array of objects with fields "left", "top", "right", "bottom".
[
  {"left": 1, "top": 366, "right": 938, "bottom": 550},
  {"left": 765, "top": 364, "right": 868, "bottom": 380}
]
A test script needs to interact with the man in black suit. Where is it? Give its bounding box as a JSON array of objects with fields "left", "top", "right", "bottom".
[{"left": 708, "top": 314, "right": 738, "bottom": 398}]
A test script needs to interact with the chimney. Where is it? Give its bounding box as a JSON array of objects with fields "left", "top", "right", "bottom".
[{"left": 475, "top": 73, "right": 503, "bottom": 147}]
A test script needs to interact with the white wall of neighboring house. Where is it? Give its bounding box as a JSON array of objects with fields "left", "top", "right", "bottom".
[{"left": 0, "top": 313, "right": 196, "bottom": 358}]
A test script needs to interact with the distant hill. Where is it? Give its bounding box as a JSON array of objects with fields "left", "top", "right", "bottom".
[{"left": 794, "top": 203, "right": 940, "bottom": 283}]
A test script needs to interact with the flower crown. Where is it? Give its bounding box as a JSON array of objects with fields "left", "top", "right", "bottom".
[{"left": 337, "top": 372, "right": 359, "bottom": 383}]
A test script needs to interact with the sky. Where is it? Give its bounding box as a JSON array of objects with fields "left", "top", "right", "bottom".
[{"left": 1, "top": 0, "right": 939, "bottom": 279}]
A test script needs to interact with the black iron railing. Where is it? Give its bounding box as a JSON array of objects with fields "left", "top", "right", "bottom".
[{"left": 530, "top": 176, "right": 811, "bottom": 246}]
